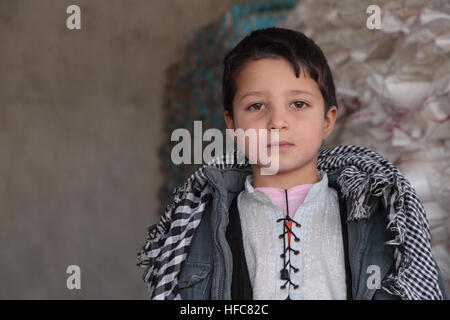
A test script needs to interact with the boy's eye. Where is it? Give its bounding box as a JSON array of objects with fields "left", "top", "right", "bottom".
[
  {"left": 247, "top": 103, "right": 266, "bottom": 111},
  {"left": 290, "top": 101, "right": 309, "bottom": 109}
]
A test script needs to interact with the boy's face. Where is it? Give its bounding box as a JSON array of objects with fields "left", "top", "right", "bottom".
[{"left": 224, "top": 57, "right": 337, "bottom": 175}]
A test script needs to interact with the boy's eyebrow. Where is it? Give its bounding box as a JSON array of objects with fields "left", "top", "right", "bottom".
[{"left": 237, "top": 89, "right": 313, "bottom": 102}]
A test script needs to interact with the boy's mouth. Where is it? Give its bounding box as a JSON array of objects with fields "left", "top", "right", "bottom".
[{"left": 267, "top": 140, "right": 295, "bottom": 150}]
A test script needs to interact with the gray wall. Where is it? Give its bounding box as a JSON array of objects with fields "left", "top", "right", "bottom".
[{"left": 0, "top": 0, "right": 248, "bottom": 299}]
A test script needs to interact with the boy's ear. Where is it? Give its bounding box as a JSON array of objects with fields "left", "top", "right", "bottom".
[
  {"left": 323, "top": 105, "right": 338, "bottom": 140},
  {"left": 224, "top": 110, "right": 235, "bottom": 130}
]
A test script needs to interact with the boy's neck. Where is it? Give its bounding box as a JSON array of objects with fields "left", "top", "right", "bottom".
[{"left": 251, "top": 162, "right": 320, "bottom": 190}]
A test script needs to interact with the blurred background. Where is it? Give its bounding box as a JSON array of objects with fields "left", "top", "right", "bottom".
[{"left": 0, "top": 0, "right": 448, "bottom": 299}]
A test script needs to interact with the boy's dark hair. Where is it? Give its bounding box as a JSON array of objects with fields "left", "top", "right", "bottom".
[{"left": 222, "top": 27, "right": 338, "bottom": 119}]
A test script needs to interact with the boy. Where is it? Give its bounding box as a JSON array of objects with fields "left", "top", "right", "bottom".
[{"left": 137, "top": 27, "right": 448, "bottom": 300}]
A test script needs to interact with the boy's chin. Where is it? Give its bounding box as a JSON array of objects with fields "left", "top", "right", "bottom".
[{"left": 254, "top": 161, "right": 302, "bottom": 176}]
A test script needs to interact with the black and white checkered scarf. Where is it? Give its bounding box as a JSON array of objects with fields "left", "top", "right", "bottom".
[{"left": 137, "top": 144, "right": 444, "bottom": 300}]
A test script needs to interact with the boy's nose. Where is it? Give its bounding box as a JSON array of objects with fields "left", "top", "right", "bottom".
[{"left": 268, "top": 107, "right": 288, "bottom": 130}]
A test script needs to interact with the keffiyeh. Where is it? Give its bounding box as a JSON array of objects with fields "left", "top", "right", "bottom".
[{"left": 137, "top": 144, "right": 444, "bottom": 300}]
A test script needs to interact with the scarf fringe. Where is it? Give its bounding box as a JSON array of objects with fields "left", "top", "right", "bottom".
[{"left": 335, "top": 158, "right": 440, "bottom": 300}]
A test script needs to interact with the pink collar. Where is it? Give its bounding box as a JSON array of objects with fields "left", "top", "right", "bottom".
[{"left": 255, "top": 184, "right": 314, "bottom": 219}]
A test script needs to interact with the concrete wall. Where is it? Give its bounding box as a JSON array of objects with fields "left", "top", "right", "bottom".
[{"left": 0, "top": 0, "right": 249, "bottom": 299}]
